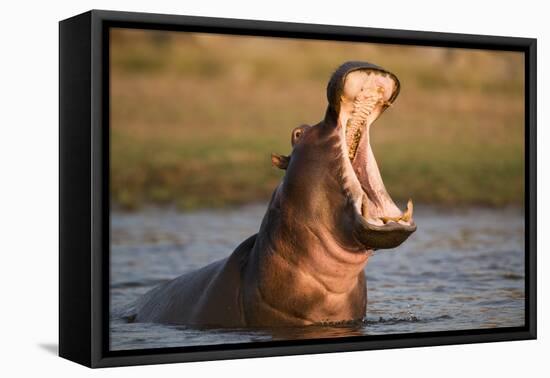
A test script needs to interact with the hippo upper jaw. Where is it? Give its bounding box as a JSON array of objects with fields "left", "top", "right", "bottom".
[{"left": 329, "top": 64, "right": 416, "bottom": 250}]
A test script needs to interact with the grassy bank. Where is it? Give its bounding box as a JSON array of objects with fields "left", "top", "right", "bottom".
[{"left": 110, "top": 29, "right": 525, "bottom": 210}]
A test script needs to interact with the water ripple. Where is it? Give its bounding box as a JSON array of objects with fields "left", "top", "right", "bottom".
[{"left": 110, "top": 204, "right": 525, "bottom": 350}]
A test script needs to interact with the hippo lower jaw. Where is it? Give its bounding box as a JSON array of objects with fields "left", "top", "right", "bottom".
[{"left": 337, "top": 68, "right": 416, "bottom": 250}]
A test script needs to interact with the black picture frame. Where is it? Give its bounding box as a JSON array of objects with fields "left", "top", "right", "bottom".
[{"left": 59, "top": 9, "right": 537, "bottom": 368}]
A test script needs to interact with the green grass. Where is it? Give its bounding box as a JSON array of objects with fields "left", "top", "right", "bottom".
[{"left": 110, "top": 29, "right": 525, "bottom": 211}]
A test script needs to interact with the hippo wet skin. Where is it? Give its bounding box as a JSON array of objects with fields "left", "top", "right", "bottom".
[{"left": 129, "top": 61, "right": 417, "bottom": 327}]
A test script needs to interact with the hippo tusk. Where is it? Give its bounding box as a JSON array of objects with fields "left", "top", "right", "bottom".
[
  {"left": 380, "top": 199, "right": 414, "bottom": 224},
  {"left": 401, "top": 198, "right": 414, "bottom": 222},
  {"left": 361, "top": 194, "right": 369, "bottom": 217}
]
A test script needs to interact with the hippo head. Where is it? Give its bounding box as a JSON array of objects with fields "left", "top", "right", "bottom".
[{"left": 271, "top": 61, "right": 416, "bottom": 252}]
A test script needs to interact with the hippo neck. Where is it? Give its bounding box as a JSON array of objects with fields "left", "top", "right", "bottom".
[{"left": 242, "top": 193, "right": 369, "bottom": 325}]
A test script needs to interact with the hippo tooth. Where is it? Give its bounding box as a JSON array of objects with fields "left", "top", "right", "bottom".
[
  {"left": 345, "top": 89, "right": 385, "bottom": 161},
  {"left": 379, "top": 199, "right": 413, "bottom": 224},
  {"left": 401, "top": 198, "right": 414, "bottom": 222},
  {"left": 361, "top": 194, "right": 369, "bottom": 217},
  {"left": 379, "top": 215, "right": 401, "bottom": 224}
]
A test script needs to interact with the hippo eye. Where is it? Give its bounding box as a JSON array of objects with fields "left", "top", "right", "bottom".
[{"left": 291, "top": 125, "right": 309, "bottom": 146}]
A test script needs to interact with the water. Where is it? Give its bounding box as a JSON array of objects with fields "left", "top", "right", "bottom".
[{"left": 110, "top": 204, "right": 525, "bottom": 351}]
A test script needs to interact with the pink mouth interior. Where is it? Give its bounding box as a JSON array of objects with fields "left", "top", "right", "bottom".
[{"left": 338, "top": 69, "right": 411, "bottom": 225}]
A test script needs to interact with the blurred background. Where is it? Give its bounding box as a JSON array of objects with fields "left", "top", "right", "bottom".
[{"left": 110, "top": 28, "right": 525, "bottom": 210}]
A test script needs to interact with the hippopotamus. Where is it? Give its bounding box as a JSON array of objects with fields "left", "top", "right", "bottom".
[{"left": 129, "top": 61, "right": 416, "bottom": 327}]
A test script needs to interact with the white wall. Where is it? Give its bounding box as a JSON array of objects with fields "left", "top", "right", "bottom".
[{"left": 1, "top": 0, "right": 546, "bottom": 376}]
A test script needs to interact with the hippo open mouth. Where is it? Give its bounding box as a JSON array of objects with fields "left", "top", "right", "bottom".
[{"left": 334, "top": 65, "right": 416, "bottom": 249}]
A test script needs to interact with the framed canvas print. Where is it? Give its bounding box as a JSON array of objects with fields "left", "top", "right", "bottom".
[{"left": 59, "top": 10, "right": 537, "bottom": 368}]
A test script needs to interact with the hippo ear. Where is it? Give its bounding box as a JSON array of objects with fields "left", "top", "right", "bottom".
[{"left": 271, "top": 153, "right": 290, "bottom": 170}]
